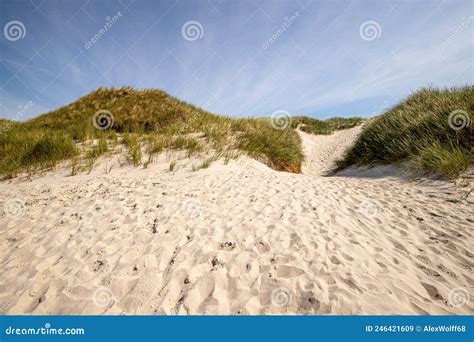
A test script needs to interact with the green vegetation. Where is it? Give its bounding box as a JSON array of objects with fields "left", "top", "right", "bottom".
[
  {"left": 3, "top": 86, "right": 467, "bottom": 179},
  {"left": 0, "top": 87, "right": 304, "bottom": 177},
  {"left": 237, "top": 119, "right": 302, "bottom": 172},
  {"left": 0, "top": 125, "right": 78, "bottom": 178},
  {"left": 123, "top": 133, "right": 142, "bottom": 166},
  {"left": 414, "top": 142, "right": 471, "bottom": 178},
  {"left": 337, "top": 86, "right": 473, "bottom": 178},
  {"left": 291, "top": 116, "right": 363, "bottom": 135},
  {"left": 85, "top": 137, "right": 108, "bottom": 160}
]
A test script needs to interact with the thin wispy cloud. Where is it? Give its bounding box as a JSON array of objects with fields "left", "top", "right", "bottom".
[{"left": 0, "top": 0, "right": 472, "bottom": 121}]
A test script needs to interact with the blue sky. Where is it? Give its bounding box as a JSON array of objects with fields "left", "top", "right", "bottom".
[{"left": 0, "top": 0, "right": 472, "bottom": 121}]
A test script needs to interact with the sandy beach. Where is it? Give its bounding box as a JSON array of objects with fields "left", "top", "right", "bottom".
[{"left": 1, "top": 126, "right": 472, "bottom": 315}]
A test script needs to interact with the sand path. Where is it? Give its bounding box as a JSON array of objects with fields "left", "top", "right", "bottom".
[
  {"left": 297, "top": 126, "right": 363, "bottom": 175},
  {"left": 0, "top": 128, "right": 473, "bottom": 315}
]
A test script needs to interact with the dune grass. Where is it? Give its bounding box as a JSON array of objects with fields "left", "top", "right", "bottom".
[
  {"left": 0, "top": 125, "right": 78, "bottom": 178},
  {"left": 0, "top": 87, "right": 304, "bottom": 178},
  {"left": 85, "top": 137, "right": 108, "bottom": 160},
  {"left": 337, "top": 86, "right": 473, "bottom": 178},
  {"left": 3, "top": 86, "right": 468, "bottom": 179},
  {"left": 122, "top": 133, "right": 142, "bottom": 166},
  {"left": 291, "top": 116, "right": 363, "bottom": 135},
  {"left": 237, "top": 119, "right": 303, "bottom": 172},
  {"left": 414, "top": 142, "right": 471, "bottom": 178}
]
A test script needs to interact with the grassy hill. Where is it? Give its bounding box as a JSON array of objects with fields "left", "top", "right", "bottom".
[
  {"left": 1, "top": 86, "right": 471, "bottom": 179},
  {"left": 1, "top": 87, "right": 308, "bottom": 178},
  {"left": 337, "top": 86, "right": 473, "bottom": 178}
]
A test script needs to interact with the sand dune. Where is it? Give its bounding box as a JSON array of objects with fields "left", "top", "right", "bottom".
[{"left": 0, "top": 127, "right": 473, "bottom": 315}]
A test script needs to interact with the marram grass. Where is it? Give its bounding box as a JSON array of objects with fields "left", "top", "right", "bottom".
[
  {"left": 337, "top": 86, "right": 473, "bottom": 178},
  {"left": 0, "top": 87, "right": 304, "bottom": 177},
  {"left": 0, "top": 86, "right": 471, "bottom": 179}
]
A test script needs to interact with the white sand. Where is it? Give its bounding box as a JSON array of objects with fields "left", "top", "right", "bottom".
[
  {"left": 297, "top": 126, "right": 364, "bottom": 175},
  {"left": 1, "top": 127, "right": 473, "bottom": 315}
]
